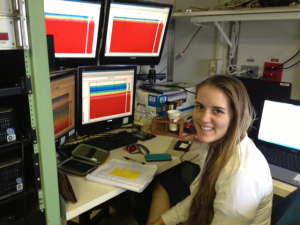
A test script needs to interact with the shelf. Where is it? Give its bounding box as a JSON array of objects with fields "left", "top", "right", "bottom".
[
  {"left": 0, "top": 86, "right": 22, "bottom": 97},
  {"left": 172, "top": 6, "right": 300, "bottom": 22},
  {"left": 151, "top": 117, "right": 184, "bottom": 137}
]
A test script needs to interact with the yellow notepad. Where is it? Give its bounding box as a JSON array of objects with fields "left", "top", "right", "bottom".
[{"left": 86, "top": 159, "right": 158, "bottom": 193}]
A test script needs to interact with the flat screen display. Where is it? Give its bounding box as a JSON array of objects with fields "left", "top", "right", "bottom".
[
  {"left": 50, "top": 69, "right": 76, "bottom": 147},
  {"left": 44, "top": 0, "right": 104, "bottom": 68},
  {"left": 76, "top": 65, "right": 137, "bottom": 135},
  {"left": 99, "top": 0, "right": 173, "bottom": 65}
]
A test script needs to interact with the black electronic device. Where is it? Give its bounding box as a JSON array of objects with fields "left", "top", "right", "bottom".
[
  {"left": 44, "top": 0, "right": 105, "bottom": 69},
  {"left": 235, "top": 77, "right": 292, "bottom": 140},
  {"left": 0, "top": 107, "right": 16, "bottom": 143},
  {"left": 0, "top": 152, "right": 23, "bottom": 200},
  {"left": 76, "top": 65, "right": 137, "bottom": 136},
  {"left": 50, "top": 69, "right": 76, "bottom": 147},
  {"left": 174, "top": 140, "right": 192, "bottom": 152},
  {"left": 99, "top": 0, "right": 173, "bottom": 69},
  {"left": 130, "top": 130, "right": 156, "bottom": 141},
  {"left": 57, "top": 144, "right": 109, "bottom": 176}
]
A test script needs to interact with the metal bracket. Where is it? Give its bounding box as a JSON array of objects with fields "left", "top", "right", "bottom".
[
  {"left": 31, "top": 127, "right": 37, "bottom": 144},
  {"left": 32, "top": 153, "right": 42, "bottom": 190},
  {"left": 13, "top": 0, "right": 29, "bottom": 49},
  {"left": 24, "top": 75, "right": 33, "bottom": 94},
  {"left": 214, "top": 21, "right": 233, "bottom": 48}
]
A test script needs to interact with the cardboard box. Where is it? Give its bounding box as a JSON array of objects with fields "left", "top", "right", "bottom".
[{"left": 135, "top": 82, "right": 196, "bottom": 120}]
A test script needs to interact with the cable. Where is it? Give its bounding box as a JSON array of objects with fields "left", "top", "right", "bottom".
[
  {"left": 174, "top": 24, "right": 204, "bottom": 62},
  {"left": 19, "top": 132, "right": 30, "bottom": 225},
  {"left": 180, "top": 151, "right": 199, "bottom": 162},
  {"left": 273, "top": 49, "right": 300, "bottom": 69},
  {"left": 157, "top": 24, "right": 204, "bottom": 74},
  {"left": 226, "top": 22, "right": 242, "bottom": 76}
]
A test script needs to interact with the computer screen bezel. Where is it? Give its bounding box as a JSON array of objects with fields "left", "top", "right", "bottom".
[
  {"left": 76, "top": 65, "right": 137, "bottom": 136},
  {"left": 50, "top": 69, "right": 77, "bottom": 147},
  {"left": 99, "top": 0, "right": 173, "bottom": 66},
  {"left": 256, "top": 96, "right": 300, "bottom": 153},
  {"left": 235, "top": 77, "right": 292, "bottom": 140},
  {"left": 44, "top": 0, "right": 105, "bottom": 69}
]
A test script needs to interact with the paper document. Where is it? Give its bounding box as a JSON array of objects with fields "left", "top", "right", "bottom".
[{"left": 86, "top": 159, "right": 158, "bottom": 193}]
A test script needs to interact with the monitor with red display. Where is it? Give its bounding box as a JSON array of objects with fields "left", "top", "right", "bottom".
[
  {"left": 44, "top": 0, "right": 104, "bottom": 69},
  {"left": 99, "top": 0, "right": 173, "bottom": 66},
  {"left": 50, "top": 69, "right": 76, "bottom": 147}
]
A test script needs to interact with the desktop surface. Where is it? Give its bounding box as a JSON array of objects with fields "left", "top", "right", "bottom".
[
  {"left": 60, "top": 130, "right": 297, "bottom": 222},
  {"left": 61, "top": 134, "right": 184, "bottom": 221}
]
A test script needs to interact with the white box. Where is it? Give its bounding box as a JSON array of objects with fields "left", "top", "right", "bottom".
[{"left": 135, "top": 82, "right": 196, "bottom": 120}]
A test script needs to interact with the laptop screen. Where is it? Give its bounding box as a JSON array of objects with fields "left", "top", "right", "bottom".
[{"left": 258, "top": 98, "right": 300, "bottom": 151}]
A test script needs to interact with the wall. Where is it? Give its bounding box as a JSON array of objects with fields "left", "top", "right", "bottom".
[{"left": 151, "top": 1, "right": 300, "bottom": 100}]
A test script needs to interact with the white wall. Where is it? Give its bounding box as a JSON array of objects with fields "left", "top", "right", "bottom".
[
  {"left": 166, "top": 15, "right": 300, "bottom": 100},
  {"left": 147, "top": 0, "right": 300, "bottom": 100}
]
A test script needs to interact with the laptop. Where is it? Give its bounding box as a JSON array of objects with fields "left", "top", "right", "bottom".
[
  {"left": 235, "top": 77, "right": 292, "bottom": 140},
  {"left": 256, "top": 97, "right": 300, "bottom": 187}
]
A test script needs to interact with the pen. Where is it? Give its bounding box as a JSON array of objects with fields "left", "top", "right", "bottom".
[{"left": 123, "top": 156, "right": 146, "bottom": 165}]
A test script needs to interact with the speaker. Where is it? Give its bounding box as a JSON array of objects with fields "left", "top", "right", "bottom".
[{"left": 0, "top": 152, "right": 23, "bottom": 200}]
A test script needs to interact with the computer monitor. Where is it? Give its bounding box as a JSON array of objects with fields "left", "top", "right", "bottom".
[
  {"left": 99, "top": 0, "right": 173, "bottom": 66},
  {"left": 50, "top": 69, "right": 76, "bottom": 147},
  {"left": 76, "top": 65, "right": 137, "bottom": 135},
  {"left": 44, "top": 0, "right": 104, "bottom": 69},
  {"left": 235, "top": 77, "right": 292, "bottom": 140}
]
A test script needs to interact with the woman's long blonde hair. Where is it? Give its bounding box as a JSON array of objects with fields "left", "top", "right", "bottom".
[{"left": 185, "top": 75, "right": 255, "bottom": 225}]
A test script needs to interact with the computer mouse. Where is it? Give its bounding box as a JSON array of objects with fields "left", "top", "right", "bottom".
[
  {"left": 124, "top": 144, "right": 150, "bottom": 155},
  {"left": 137, "top": 144, "right": 150, "bottom": 155}
]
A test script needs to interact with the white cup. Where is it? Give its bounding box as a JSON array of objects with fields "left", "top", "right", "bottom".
[{"left": 167, "top": 110, "right": 181, "bottom": 131}]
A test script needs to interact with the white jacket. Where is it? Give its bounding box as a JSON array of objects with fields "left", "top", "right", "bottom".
[{"left": 161, "top": 134, "right": 273, "bottom": 225}]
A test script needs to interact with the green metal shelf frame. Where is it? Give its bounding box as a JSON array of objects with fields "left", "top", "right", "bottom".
[{"left": 24, "top": 0, "right": 61, "bottom": 224}]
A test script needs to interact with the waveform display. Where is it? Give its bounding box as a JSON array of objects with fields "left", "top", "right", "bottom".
[
  {"left": 45, "top": 13, "right": 95, "bottom": 54},
  {"left": 110, "top": 17, "right": 163, "bottom": 53},
  {"left": 52, "top": 94, "right": 73, "bottom": 135},
  {"left": 89, "top": 82, "right": 131, "bottom": 119}
]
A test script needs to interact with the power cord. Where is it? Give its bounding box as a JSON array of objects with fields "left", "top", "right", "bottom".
[{"left": 157, "top": 23, "right": 204, "bottom": 74}]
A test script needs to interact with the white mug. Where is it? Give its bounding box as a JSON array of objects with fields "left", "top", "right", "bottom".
[{"left": 167, "top": 110, "right": 181, "bottom": 131}]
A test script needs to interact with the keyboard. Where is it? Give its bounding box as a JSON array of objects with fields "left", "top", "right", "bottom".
[
  {"left": 259, "top": 146, "right": 300, "bottom": 173},
  {"left": 57, "top": 130, "right": 138, "bottom": 159}
]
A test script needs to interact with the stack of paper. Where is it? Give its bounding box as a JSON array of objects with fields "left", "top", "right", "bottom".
[{"left": 86, "top": 159, "right": 158, "bottom": 193}]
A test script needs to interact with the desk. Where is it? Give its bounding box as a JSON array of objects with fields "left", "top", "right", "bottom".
[
  {"left": 60, "top": 133, "right": 297, "bottom": 224},
  {"left": 60, "top": 134, "right": 200, "bottom": 223}
]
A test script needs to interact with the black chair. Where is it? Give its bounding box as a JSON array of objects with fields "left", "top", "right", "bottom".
[{"left": 271, "top": 188, "right": 300, "bottom": 225}]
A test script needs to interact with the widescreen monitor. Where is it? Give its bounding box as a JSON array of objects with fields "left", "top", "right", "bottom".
[
  {"left": 99, "top": 0, "right": 173, "bottom": 66},
  {"left": 44, "top": 0, "right": 104, "bottom": 68},
  {"left": 76, "top": 65, "right": 137, "bottom": 135},
  {"left": 50, "top": 69, "right": 76, "bottom": 147},
  {"left": 235, "top": 77, "right": 292, "bottom": 140}
]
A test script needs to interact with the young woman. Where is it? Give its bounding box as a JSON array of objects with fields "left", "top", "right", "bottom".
[{"left": 147, "top": 75, "right": 273, "bottom": 225}]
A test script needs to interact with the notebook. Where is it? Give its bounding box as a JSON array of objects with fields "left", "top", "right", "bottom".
[
  {"left": 256, "top": 97, "right": 300, "bottom": 187},
  {"left": 86, "top": 159, "right": 158, "bottom": 193}
]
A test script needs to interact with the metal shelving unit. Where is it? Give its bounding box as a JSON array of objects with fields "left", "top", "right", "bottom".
[
  {"left": 24, "top": 0, "right": 61, "bottom": 224},
  {"left": 172, "top": 6, "right": 300, "bottom": 22}
]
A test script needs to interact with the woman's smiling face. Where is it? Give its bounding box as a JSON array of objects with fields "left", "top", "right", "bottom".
[{"left": 193, "top": 85, "right": 233, "bottom": 147}]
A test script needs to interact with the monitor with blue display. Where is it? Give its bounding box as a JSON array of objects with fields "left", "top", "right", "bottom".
[{"left": 76, "top": 65, "right": 137, "bottom": 135}]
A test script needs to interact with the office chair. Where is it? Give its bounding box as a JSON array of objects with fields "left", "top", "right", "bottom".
[{"left": 271, "top": 187, "right": 300, "bottom": 225}]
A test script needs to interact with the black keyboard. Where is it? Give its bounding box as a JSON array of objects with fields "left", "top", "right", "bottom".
[
  {"left": 260, "top": 146, "right": 300, "bottom": 173},
  {"left": 57, "top": 130, "right": 138, "bottom": 159}
]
